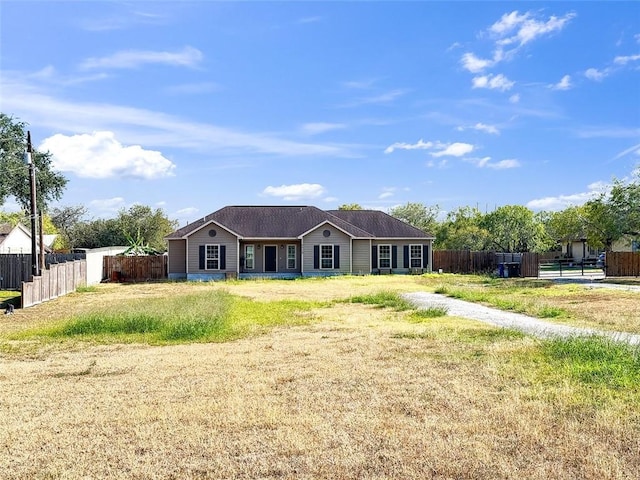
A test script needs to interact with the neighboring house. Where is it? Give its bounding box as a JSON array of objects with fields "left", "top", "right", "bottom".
[
  {"left": 561, "top": 239, "right": 600, "bottom": 263},
  {"left": 611, "top": 235, "right": 640, "bottom": 253},
  {"left": 165, "top": 206, "right": 434, "bottom": 280},
  {"left": 0, "top": 223, "right": 56, "bottom": 254}
]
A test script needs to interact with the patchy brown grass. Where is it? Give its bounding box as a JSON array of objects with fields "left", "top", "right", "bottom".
[{"left": 1, "top": 276, "right": 639, "bottom": 479}]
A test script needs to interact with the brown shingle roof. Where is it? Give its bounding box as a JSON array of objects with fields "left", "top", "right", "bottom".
[
  {"left": 165, "top": 206, "right": 432, "bottom": 240},
  {"left": 327, "top": 210, "right": 434, "bottom": 238}
]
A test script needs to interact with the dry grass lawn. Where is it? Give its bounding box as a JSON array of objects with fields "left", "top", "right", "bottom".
[{"left": 1, "top": 276, "right": 639, "bottom": 479}]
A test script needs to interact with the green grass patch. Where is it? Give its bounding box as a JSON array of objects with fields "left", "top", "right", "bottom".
[
  {"left": 19, "top": 291, "right": 324, "bottom": 345},
  {"left": 540, "top": 336, "right": 640, "bottom": 389},
  {"left": 75, "top": 285, "right": 99, "bottom": 293},
  {"left": 347, "top": 290, "right": 413, "bottom": 311},
  {"left": 432, "top": 279, "right": 572, "bottom": 321},
  {"left": 407, "top": 305, "right": 449, "bottom": 322}
]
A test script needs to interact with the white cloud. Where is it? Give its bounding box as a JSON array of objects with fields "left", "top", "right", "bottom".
[
  {"left": 384, "top": 139, "right": 433, "bottom": 154},
  {"left": 262, "top": 183, "right": 326, "bottom": 201},
  {"left": 492, "top": 11, "right": 576, "bottom": 47},
  {"left": 509, "top": 93, "right": 521, "bottom": 103},
  {"left": 552, "top": 74, "right": 572, "bottom": 90},
  {"left": 489, "top": 11, "right": 530, "bottom": 36},
  {"left": 2, "top": 74, "right": 351, "bottom": 158},
  {"left": 460, "top": 52, "right": 494, "bottom": 73},
  {"left": 461, "top": 11, "right": 575, "bottom": 75},
  {"left": 88, "top": 197, "right": 126, "bottom": 214},
  {"left": 473, "top": 157, "right": 520, "bottom": 169},
  {"left": 431, "top": 142, "right": 474, "bottom": 158},
  {"left": 614, "top": 54, "right": 640, "bottom": 65},
  {"left": 80, "top": 46, "right": 203, "bottom": 70},
  {"left": 41, "top": 131, "right": 176, "bottom": 179},
  {"left": 378, "top": 187, "right": 397, "bottom": 200},
  {"left": 585, "top": 68, "right": 608, "bottom": 81},
  {"left": 472, "top": 74, "right": 515, "bottom": 91},
  {"left": 458, "top": 123, "right": 500, "bottom": 135},
  {"left": 300, "top": 122, "right": 346, "bottom": 135},
  {"left": 174, "top": 207, "right": 199, "bottom": 220}
]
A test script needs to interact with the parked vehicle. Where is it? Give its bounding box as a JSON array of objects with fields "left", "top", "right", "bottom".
[{"left": 596, "top": 252, "right": 606, "bottom": 269}]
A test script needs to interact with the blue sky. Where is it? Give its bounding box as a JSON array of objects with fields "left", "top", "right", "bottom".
[{"left": 1, "top": 1, "right": 638, "bottom": 225}]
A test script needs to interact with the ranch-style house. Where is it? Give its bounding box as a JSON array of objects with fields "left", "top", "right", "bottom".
[{"left": 165, "top": 206, "right": 434, "bottom": 280}]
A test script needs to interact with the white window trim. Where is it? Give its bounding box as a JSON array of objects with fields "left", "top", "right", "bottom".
[
  {"left": 287, "top": 244, "right": 296, "bottom": 269},
  {"left": 206, "top": 244, "right": 220, "bottom": 271},
  {"left": 409, "top": 244, "right": 423, "bottom": 268},
  {"left": 320, "top": 244, "right": 334, "bottom": 270},
  {"left": 245, "top": 244, "right": 255, "bottom": 270},
  {"left": 378, "top": 244, "right": 391, "bottom": 269}
]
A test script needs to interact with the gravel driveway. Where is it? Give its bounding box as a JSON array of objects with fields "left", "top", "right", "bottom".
[{"left": 403, "top": 292, "right": 640, "bottom": 346}]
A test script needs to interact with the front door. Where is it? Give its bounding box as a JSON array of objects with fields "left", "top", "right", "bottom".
[{"left": 264, "top": 245, "right": 277, "bottom": 272}]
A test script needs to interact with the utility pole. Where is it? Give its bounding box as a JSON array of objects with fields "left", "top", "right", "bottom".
[{"left": 26, "top": 131, "right": 39, "bottom": 277}]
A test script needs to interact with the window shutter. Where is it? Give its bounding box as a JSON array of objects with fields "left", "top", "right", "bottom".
[
  {"left": 423, "top": 245, "right": 429, "bottom": 268},
  {"left": 392, "top": 246, "right": 398, "bottom": 269},
  {"left": 199, "top": 245, "right": 205, "bottom": 269},
  {"left": 314, "top": 245, "right": 319, "bottom": 269},
  {"left": 220, "top": 245, "right": 226, "bottom": 270},
  {"left": 371, "top": 245, "right": 378, "bottom": 269},
  {"left": 334, "top": 245, "right": 340, "bottom": 269},
  {"left": 403, "top": 245, "right": 409, "bottom": 268}
]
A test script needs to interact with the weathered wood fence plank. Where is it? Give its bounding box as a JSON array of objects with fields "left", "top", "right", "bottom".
[
  {"left": 103, "top": 255, "right": 168, "bottom": 282},
  {"left": 607, "top": 252, "right": 640, "bottom": 276},
  {"left": 21, "top": 259, "right": 87, "bottom": 308}
]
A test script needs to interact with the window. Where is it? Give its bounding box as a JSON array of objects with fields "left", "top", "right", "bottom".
[
  {"left": 245, "top": 245, "right": 255, "bottom": 269},
  {"left": 378, "top": 245, "right": 391, "bottom": 268},
  {"left": 321, "top": 245, "right": 334, "bottom": 269},
  {"left": 287, "top": 245, "right": 296, "bottom": 269},
  {"left": 633, "top": 240, "right": 640, "bottom": 253},
  {"left": 206, "top": 244, "right": 220, "bottom": 270},
  {"left": 410, "top": 245, "right": 422, "bottom": 268}
]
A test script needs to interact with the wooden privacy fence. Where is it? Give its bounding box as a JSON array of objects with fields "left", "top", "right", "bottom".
[
  {"left": 433, "top": 250, "right": 496, "bottom": 274},
  {"left": 0, "top": 253, "right": 86, "bottom": 290},
  {"left": 21, "top": 260, "right": 87, "bottom": 308},
  {"left": 433, "top": 250, "right": 539, "bottom": 277},
  {"left": 103, "top": 255, "right": 168, "bottom": 282},
  {"left": 606, "top": 252, "right": 640, "bottom": 276},
  {"left": 0, "top": 254, "right": 30, "bottom": 290}
]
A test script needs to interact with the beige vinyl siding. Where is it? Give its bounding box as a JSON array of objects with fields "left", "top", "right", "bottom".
[
  {"left": 302, "top": 225, "right": 351, "bottom": 273},
  {"left": 240, "top": 241, "right": 301, "bottom": 273},
  {"left": 167, "top": 240, "right": 186, "bottom": 274},
  {"left": 187, "top": 225, "right": 238, "bottom": 273},
  {"left": 372, "top": 240, "right": 428, "bottom": 272},
  {"left": 352, "top": 239, "right": 371, "bottom": 274}
]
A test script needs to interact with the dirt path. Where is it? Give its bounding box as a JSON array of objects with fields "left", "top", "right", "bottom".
[{"left": 403, "top": 292, "right": 640, "bottom": 345}]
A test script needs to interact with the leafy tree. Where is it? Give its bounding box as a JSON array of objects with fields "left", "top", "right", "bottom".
[
  {"left": 436, "top": 206, "right": 491, "bottom": 250},
  {"left": 0, "top": 114, "right": 67, "bottom": 211},
  {"left": 389, "top": 202, "right": 440, "bottom": 234},
  {"left": 481, "top": 205, "right": 550, "bottom": 253},
  {"left": 115, "top": 205, "right": 178, "bottom": 251},
  {"left": 67, "top": 205, "right": 178, "bottom": 251},
  {"left": 50, "top": 205, "right": 88, "bottom": 250},
  {"left": 338, "top": 203, "right": 363, "bottom": 210},
  {"left": 582, "top": 176, "right": 640, "bottom": 250}
]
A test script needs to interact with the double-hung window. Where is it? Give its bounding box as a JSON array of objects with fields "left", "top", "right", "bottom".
[
  {"left": 321, "top": 245, "right": 334, "bottom": 269},
  {"left": 206, "top": 245, "right": 220, "bottom": 270},
  {"left": 245, "top": 245, "right": 255, "bottom": 270},
  {"left": 378, "top": 245, "right": 391, "bottom": 268},
  {"left": 287, "top": 245, "right": 296, "bottom": 269},
  {"left": 410, "top": 245, "right": 422, "bottom": 268}
]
